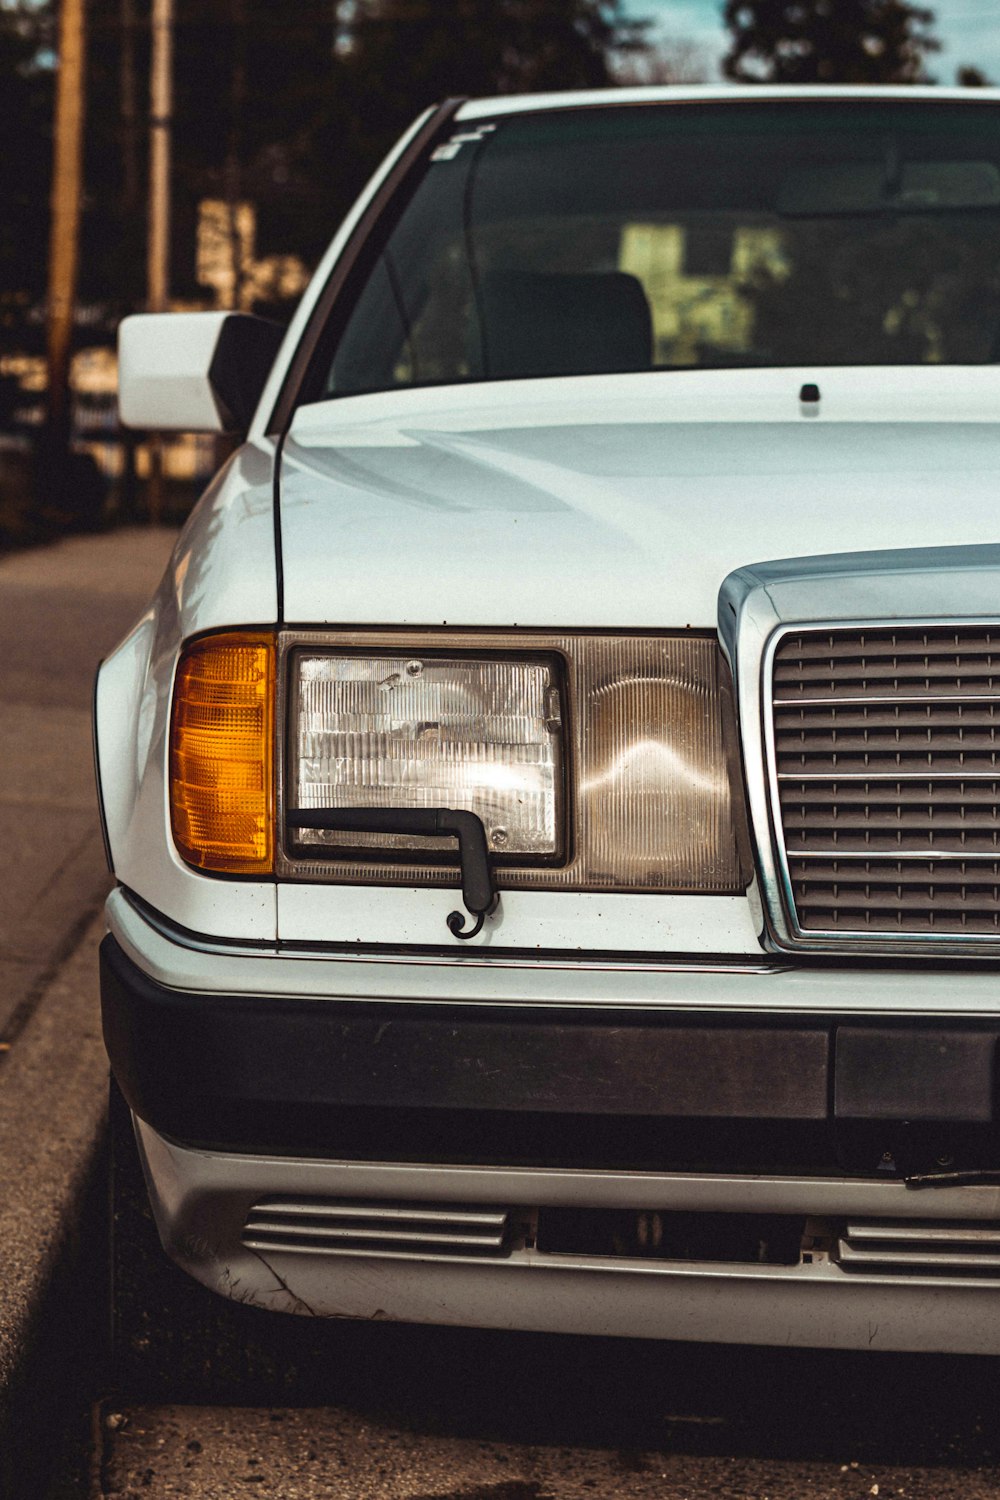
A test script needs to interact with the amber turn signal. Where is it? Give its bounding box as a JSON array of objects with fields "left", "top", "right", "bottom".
[{"left": 169, "top": 631, "right": 275, "bottom": 875}]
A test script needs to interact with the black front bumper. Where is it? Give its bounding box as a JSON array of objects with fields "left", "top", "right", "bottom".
[{"left": 100, "top": 934, "right": 1000, "bottom": 1176}]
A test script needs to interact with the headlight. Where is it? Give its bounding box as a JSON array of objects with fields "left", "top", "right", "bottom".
[
  {"left": 167, "top": 629, "right": 746, "bottom": 894},
  {"left": 279, "top": 631, "right": 747, "bottom": 894},
  {"left": 288, "top": 652, "right": 564, "bottom": 859},
  {"left": 169, "top": 630, "right": 276, "bottom": 874}
]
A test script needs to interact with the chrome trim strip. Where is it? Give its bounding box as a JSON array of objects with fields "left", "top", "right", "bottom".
[
  {"left": 114, "top": 887, "right": 778, "bottom": 978},
  {"left": 109, "top": 887, "right": 1000, "bottom": 1016}
]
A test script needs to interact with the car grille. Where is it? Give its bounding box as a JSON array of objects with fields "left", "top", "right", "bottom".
[
  {"left": 770, "top": 625, "right": 1000, "bottom": 938},
  {"left": 838, "top": 1220, "right": 1000, "bottom": 1278},
  {"left": 242, "top": 1198, "right": 511, "bottom": 1259}
]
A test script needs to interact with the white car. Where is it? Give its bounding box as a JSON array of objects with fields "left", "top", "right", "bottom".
[{"left": 98, "top": 83, "right": 1000, "bottom": 1357}]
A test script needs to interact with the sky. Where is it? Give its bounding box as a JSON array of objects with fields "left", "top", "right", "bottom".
[{"left": 623, "top": 0, "right": 1000, "bottom": 84}]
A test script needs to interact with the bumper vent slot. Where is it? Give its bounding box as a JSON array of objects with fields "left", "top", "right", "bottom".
[
  {"left": 770, "top": 626, "right": 1000, "bottom": 938},
  {"left": 242, "top": 1198, "right": 511, "bottom": 1259},
  {"left": 838, "top": 1220, "right": 1000, "bottom": 1277}
]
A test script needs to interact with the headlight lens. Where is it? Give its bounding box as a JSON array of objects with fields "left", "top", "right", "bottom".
[
  {"left": 585, "top": 657, "right": 736, "bottom": 885},
  {"left": 289, "top": 653, "right": 564, "bottom": 858},
  {"left": 170, "top": 631, "right": 275, "bottom": 874}
]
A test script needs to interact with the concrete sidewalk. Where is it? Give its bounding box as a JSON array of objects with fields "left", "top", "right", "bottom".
[
  {"left": 0, "top": 913, "right": 108, "bottom": 1496},
  {"left": 0, "top": 527, "right": 178, "bottom": 1042},
  {"left": 0, "top": 527, "right": 178, "bottom": 1498}
]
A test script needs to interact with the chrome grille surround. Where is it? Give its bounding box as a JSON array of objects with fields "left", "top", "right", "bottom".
[{"left": 764, "top": 620, "right": 1000, "bottom": 951}]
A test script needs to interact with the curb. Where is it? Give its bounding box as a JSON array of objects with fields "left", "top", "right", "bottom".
[{"left": 0, "top": 913, "right": 109, "bottom": 1499}]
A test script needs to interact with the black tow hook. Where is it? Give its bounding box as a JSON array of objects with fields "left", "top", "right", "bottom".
[{"left": 286, "top": 807, "right": 499, "bottom": 940}]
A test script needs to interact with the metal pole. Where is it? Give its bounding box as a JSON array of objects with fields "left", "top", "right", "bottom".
[
  {"left": 146, "top": 0, "right": 173, "bottom": 523},
  {"left": 44, "top": 0, "right": 88, "bottom": 509}
]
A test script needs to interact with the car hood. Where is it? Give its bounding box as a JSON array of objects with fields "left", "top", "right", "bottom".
[{"left": 278, "top": 369, "right": 1000, "bottom": 629}]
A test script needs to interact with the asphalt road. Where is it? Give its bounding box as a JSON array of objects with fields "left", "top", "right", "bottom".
[
  {"left": 96, "top": 1321, "right": 1000, "bottom": 1499},
  {"left": 9, "top": 529, "right": 1000, "bottom": 1500}
]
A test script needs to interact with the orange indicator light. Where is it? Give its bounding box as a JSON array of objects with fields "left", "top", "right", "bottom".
[{"left": 169, "top": 631, "right": 275, "bottom": 875}]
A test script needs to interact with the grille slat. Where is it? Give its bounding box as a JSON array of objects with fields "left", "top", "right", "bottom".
[
  {"left": 249, "top": 1199, "right": 507, "bottom": 1227},
  {"left": 245, "top": 1222, "right": 503, "bottom": 1249},
  {"left": 795, "top": 890, "right": 1000, "bottom": 911},
  {"left": 776, "top": 633, "right": 1000, "bottom": 663},
  {"left": 789, "top": 848, "right": 1000, "bottom": 862},
  {"left": 775, "top": 662, "right": 1000, "bottom": 689},
  {"left": 771, "top": 627, "right": 1000, "bottom": 938},
  {"left": 781, "top": 783, "right": 1000, "bottom": 806},
  {"left": 785, "top": 820, "right": 1000, "bottom": 850},
  {"left": 776, "top": 731, "right": 1000, "bottom": 754},
  {"left": 780, "top": 759, "right": 1000, "bottom": 778},
  {"left": 779, "top": 771, "right": 1000, "bottom": 781},
  {"left": 775, "top": 693, "right": 1000, "bottom": 708},
  {"left": 848, "top": 1222, "right": 1000, "bottom": 1244}
]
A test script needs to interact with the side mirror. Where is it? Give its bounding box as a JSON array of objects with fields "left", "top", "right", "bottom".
[{"left": 118, "top": 311, "right": 286, "bottom": 433}]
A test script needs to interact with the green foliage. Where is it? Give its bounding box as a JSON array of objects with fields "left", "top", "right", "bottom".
[
  {"left": 340, "top": 0, "right": 646, "bottom": 163},
  {"left": 310, "top": 0, "right": 646, "bottom": 272},
  {"left": 723, "top": 0, "right": 940, "bottom": 84}
]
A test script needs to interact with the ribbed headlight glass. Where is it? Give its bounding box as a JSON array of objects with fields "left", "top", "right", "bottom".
[
  {"left": 581, "top": 639, "right": 737, "bottom": 887},
  {"left": 289, "top": 653, "right": 563, "bottom": 858}
]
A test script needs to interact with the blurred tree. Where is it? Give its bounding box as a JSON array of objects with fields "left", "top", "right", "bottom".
[
  {"left": 0, "top": 2, "right": 54, "bottom": 351},
  {"left": 7, "top": 0, "right": 655, "bottom": 332},
  {"left": 723, "top": 0, "right": 939, "bottom": 83},
  {"left": 80, "top": 0, "right": 148, "bottom": 314},
  {"left": 168, "top": 0, "right": 355, "bottom": 288},
  {"left": 337, "top": 0, "right": 649, "bottom": 184},
  {"left": 956, "top": 65, "right": 992, "bottom": 87},
  {"left": 161, "top": 0, "right": 650, "bottom": 301},
  {"left": 614, "top": 36, "right": 711, "bottom": 84}
]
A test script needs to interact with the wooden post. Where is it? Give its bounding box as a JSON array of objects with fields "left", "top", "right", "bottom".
[
  {"left": 146, "top": 0, "right": 173, "bottom": 524},
  {"left": 120, "top": 0, "right": 139, "bottom": 212},
  {"left": 118, "top": 0, "right": 139, "bottom": 521},
  {"left": 148, "top": 0, "right": 173, "bottom": 313}
]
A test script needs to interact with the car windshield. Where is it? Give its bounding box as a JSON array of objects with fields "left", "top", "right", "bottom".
[{"left": 321, "top": 100, "right": 1000, "bottom": 398}]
